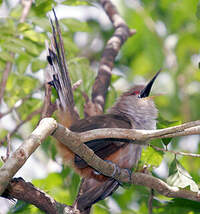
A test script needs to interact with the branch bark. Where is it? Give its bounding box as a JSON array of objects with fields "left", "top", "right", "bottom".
[
  {"left": 51, "top": 120, "right": 200, "bottom": 184},
  {"left": 1, "top": 118, "right": 200, "bottom": 212},
  {"left": 90, "top": 0, "right": 136, "bottom": 113},
  {"left": 2, "top": 177, "right": 68, "bottom": 214},
  {"left": 0, "top": 118, "right": 57, "bottom": 195}
]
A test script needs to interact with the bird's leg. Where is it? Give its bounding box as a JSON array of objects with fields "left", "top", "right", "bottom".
[{"left": 92, "top": 160, "right": 121, "bottom": 178}]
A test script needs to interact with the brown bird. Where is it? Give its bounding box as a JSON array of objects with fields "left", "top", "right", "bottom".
[{"left": 47, "top": 10, "right": 158, "bottom": 213}]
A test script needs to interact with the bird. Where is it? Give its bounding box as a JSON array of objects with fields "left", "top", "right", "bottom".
[{"left": 47, "top": 10, "right": 159, "bottom": 213}]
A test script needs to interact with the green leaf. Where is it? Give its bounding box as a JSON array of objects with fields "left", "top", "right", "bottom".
[
  {"left": 1, "top": 42, "right": 24, "bottom": 54},
  {"left": 33, "top": 173, "right": 63, "bottom": 189},
  {"left": 167, "top": 157, "right": 199, "bottom": 192},
  {"left": 35, "top": 0, "right": 50, "bottom": 6},
  {"left": 5, "top": 73, "right": 38, "bottom": 106},
  {"left": 17, "top": 23, "right": 32, "bottom": 32},
  {"left": 162, "top": 138, "right": 172, "bottom": 147},
  {"left": 68, "top": 57, "right": 95, "bottom": 117},
  {"left": 157, "top": 115, "right": 182, "bottom": 129},
  {"left": 61, "top": 18, "right": 90, "bottom": 32},
  {"left": 31, "top": 59, "right": 47, "bottom": 72},
  {"left": 141, "top": 146, "right": 163, "bottom": 169},
  {"left": 30, "top": 17, "right": 50, "bottom": 31},
  {"left": 33, "top": 0, "right": 54, "bottom": 16},
  {"left": 10, "top": 4, "right": 22, "bottom": 19},
  {"left": 7, "top": 37, "right": 41, "bottom": 56},
  {"left": 157, "top": 115, "right": 182, "bottom": 146},
  {"left": 0, "top": 51, "right": 14, "bottom": 62},
  {"left": 16, "top": 54, "right": 32, "bottom": 74},
  {"left": 151, "top": 198, "right": 200, "bottom": 213},
  {"left": 62, "top": 0, "right": 93, "bottom": 6},
  {"left": 18, "top": 98, "right": 41, "bottom": 120}
]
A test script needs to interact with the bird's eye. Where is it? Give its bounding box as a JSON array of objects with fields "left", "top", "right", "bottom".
[{"left": 131, "top": 90, "right": 140, "bottom": 95}]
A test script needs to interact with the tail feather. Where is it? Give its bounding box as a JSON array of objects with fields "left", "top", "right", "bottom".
[
  {"left": 75, "top": 178, "right": 119, "bottom": 212},
  {"left": 47, "top": 9, "right": 79, "bottom": 125}
]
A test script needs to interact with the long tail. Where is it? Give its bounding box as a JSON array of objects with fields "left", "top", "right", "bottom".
[
  {"left": 47, "top": 9, "right": 79, "bottom": 126},
  {"left": 74, "top": 178, "right": 119, "bottom": 213}
]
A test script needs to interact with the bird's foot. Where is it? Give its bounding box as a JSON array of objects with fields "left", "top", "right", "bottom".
[
  {"left": 93, "top": 160, "right": 120, "bottom": 177},
  {"left": 125, "top": 168, "right": 132, "bottom": 182},
  {"left": 104, "top": 160, "right": 121, "bottom": 179}
]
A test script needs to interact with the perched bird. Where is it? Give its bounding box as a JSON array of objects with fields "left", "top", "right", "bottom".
[{"left": 47, "top": 10, "right": 158, "bottom": 213}]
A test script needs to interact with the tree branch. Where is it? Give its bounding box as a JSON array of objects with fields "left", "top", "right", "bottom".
[
  {"left": 131, "top": 172, "right": 200, "bottom": 202},
  {"left": 0, "top": 57, "right": 14, "bottom": 105},
  {"left": 0, "top": 107, "right": 43, "bottom": 145},
  {"left": 0, "top": 85, "right": 44, "bottom": 119},
  {"left": 1, "top": 118, "right": 200, "bottom": 210},
  {"left": 51, "top": 120, "right": 200, "bottom": 184},
  {"left": 41, "top": 83, "right": 57, "bottom": 119},
  {"left": 20, "top": 0, "right": 33, "bottom": 23},
  {"left": 0, "top": 118, "right": 57, "bottom": 195},
  {"left": 90, "top": 0, "right": 136, "bottom": 112},
  {"left": 2, "top": 177, "right": 68, "bottom": 214},
  {"left": 151, "top": 145, "right": 200, "bottom": 158}
]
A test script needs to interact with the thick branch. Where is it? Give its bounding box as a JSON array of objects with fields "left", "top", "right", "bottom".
[
  {"left": 2, "top": 177, "right": 67, "bottom": 214},
  {"left": 1, "top": 118, "right": 200, "bottom": 207},
  {"left": 132, "top": 173, "right": 200, "bottom": 202},
  {"left": 52, "top": 121, "right": 200, "bottom": 203},
  {"left": 91, "top": 0, "right": 136, "bottom": 112},
  {"left": 78, "top": 120, "right": 200, "bottom": 142},
  {"left": 52, "top": 120, "right": 200, "bottom": 183}
]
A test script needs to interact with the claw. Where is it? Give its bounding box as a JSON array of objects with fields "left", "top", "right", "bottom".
[
  {"left": 125, "top": 168, "right": 132, "bottom": 182},
  {"left": 104, "top": 160, "right": 121, "bottom": 178}
]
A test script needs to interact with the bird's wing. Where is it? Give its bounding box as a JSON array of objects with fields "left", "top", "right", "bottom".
[{"left": 69, "top": 114, "right": 132, "bottom": 169}]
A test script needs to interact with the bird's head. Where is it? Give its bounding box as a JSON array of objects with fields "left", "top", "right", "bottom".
[{"left": 109, "top": 71, "right": 160, "bottom": 129}]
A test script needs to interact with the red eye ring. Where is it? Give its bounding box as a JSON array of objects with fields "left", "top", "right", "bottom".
[{"left": 131, "top": 90, "right": 140, "bottom": 95}]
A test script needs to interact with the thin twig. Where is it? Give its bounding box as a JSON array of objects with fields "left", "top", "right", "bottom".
[
  {"left": 0, "top": 85, "right": 43, "bottom": 119},
  {"left": 20, "top": 0, "right": 33, "bottom": 23},
  {"left": 0, "top": 118, "right": 57, "bottom": 195},
  {"left": 41, "top": 83, "right": 57, "bottom": 119},
  {"left": 0, "top": 56, "right": 14, "bottom": 105},
  {"left": 72, "top": 80, "right": 82, "bottom": 91},
  {"left": 6, "top": 134, "right": 11, "bottom": 160},
  {"left": 1, "top": 134, "right": 11, "bottom": 162},
  {"left": 151, "top": 145, "right": 200, "bottom": 158},
  {"left": 0, "top": 107, "right": 43, "bottom": 145},
  {"left": 148, "top": 189, "right": 154, "bottom": 214}
]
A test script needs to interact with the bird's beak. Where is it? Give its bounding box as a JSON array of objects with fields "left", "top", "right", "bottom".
[{"left": 139, "top": 70, "right": 161, "bottom": 98}]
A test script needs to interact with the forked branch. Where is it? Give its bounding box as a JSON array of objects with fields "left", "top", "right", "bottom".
[{"left": 1, "top": 118, "right": 200, "bottom": 206}]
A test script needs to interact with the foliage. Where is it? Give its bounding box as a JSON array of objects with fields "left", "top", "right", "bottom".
[{"left": 1, "top": 0, "right": 200, "bottom": 213}]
